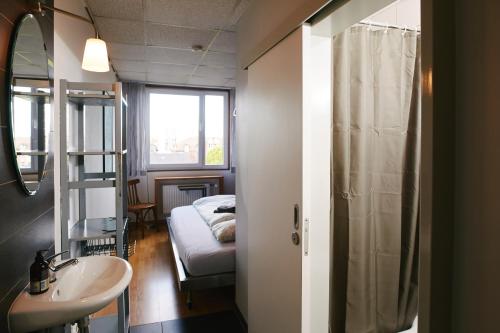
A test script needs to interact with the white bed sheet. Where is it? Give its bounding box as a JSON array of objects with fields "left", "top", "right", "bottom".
[{"left": 169, "top": 205, "right": 235, "bottom": 277}]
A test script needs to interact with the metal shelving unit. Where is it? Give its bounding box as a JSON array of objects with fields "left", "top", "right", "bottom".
[
  {"left": 69, "top": 217, "right": 118, "bottom": 241},
  {"left": 59, "top": 80, "right": 129, "bottom": 333}
]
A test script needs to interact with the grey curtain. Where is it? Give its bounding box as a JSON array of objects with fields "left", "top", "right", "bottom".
[
  {"left": 123, "top": 82, "right": 147, "bottom": 177},
  {"left": 330, "top": 26, "right": 421, "bottom": 333}
]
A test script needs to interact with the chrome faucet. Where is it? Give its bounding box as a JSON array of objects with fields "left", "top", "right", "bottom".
[{"left": 44, "top": 251, "right": 78, "bottom": 283}]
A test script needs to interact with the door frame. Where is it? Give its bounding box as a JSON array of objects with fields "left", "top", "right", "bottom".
[{"left": 419, "top": 0, "right": 455, "bottom": 331}]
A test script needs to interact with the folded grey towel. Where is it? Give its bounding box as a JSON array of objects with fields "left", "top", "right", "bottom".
[{"left": 214, "top": 205, "right": 236, "bottom": 213}]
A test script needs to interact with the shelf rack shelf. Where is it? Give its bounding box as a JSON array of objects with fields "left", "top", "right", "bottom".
[
  {"left": 67, "top": 93, "right": 116, "bottom": 106},
  {"left": 67, "top": 150, "right": 127, "bottom": 156},
  {"left": 59, "top": 80, "right": 129, "bottom": 333},
  {"left": 12, "top": 91, "right": 51, "bottom": 103},
  {"left": 13, "top": 91, "right": 50, "bottom": 97},
  {"left": 16, "top": 151, "right": 49, "bottom": 156},
  {"left": 68, "top": 180, "right": 116, "bottom": 189},
  {"left": 69, "top": 217, "right": 129, "bottom": 241}
]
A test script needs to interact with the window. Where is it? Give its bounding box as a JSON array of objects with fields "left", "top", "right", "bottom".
[{"left": 147, "top": 88, "right": 229, "bottom": 170}]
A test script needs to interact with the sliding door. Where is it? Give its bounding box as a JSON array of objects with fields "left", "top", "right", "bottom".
[{"left": 245, "top": 27, "right": 304, "bottom": 333}]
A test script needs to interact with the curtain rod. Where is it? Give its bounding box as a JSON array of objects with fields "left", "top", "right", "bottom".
[{"left": 358, "top": 20, "right": 421, "bottom": 32}]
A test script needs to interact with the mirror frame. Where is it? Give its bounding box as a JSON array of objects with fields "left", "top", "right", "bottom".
[{"left": 6, "top": 13, "right": 52, "bottom": 196}]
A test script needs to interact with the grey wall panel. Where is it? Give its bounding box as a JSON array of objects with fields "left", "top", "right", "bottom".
[
  {"left": 0, "top": 127, "right": 17, "bottom": 184},
  {"left": 0, "top": 1, "right": 54, "bottom": 331},
  {"left": 0, "top": 210, "right": 54, "bottom": 332},
  {"left": 0, "top": 175, "right": 54, "bottom": 241}
]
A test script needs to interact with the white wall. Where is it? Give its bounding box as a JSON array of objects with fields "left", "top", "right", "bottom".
[
  {"left": 301, "top": 26, "right": 332, "bottom": 333},
  {"left": 54, "top": 0, "right": 116, "bottom": 252},
  {"left": 235, "top": 69, "right": 249, "bottom": 321},
  {"left": 366, "top": 0, "right": 420, "bottom": 28},
  {"left": 137, "top": 169, "right": 236, "bottom": 205},
  {"left": 84, "top": 107, "right": 116, "bottom": 219}
]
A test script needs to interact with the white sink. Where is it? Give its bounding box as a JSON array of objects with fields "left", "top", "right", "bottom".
[{"left": 8, "top": 256, "right": 133, "bottom": 333}]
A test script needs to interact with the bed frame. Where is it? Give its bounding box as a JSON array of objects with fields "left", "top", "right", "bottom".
[{"left": 167, "top": 220, "right": 235, "bottom": 308}]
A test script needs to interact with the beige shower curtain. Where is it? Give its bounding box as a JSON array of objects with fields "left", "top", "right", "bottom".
[{"left": 330, "top": 26, "right": 421, "bottom": 333}]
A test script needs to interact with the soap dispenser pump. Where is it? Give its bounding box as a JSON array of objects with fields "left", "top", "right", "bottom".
[{"left": 29, "top": 250, "right": 49, "bottom": 295}]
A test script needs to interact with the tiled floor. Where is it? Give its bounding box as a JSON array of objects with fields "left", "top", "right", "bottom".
[{"left": 130, "top": 311, "right": 246, "bottom": 333}]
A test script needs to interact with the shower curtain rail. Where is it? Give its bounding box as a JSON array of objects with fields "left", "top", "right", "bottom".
[{"left": 358, "top": 20, "right": 421, "bottom": 32}]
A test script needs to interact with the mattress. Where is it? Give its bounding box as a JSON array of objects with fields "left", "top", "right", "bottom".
[{"left": 169, "top": 205, "right": 235, "bottom": 277}]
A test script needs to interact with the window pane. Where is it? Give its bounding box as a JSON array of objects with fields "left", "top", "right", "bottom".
[
  {"left": 149, "top": 93, "right": 199, "bottom": 165},
  {"left": 204, "top": 95, "right": 225, "bottom": 166},
  {"left": 13, "top": 95, "right": 32, "bottom": 169}
]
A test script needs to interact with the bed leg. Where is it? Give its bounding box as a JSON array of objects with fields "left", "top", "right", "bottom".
[{"left": 186, "top": 290, "right": 193, "bottom": 310}]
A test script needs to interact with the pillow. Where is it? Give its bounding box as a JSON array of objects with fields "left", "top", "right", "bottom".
[
  {"left": 192, "top": 195, "right": 235, "bottom": 207},
  {"left": 211, "top": 219, "right": 236, "bottom": 242},
  {"left": 193, "top": 195, "right": 236, "bottom": 223},
  {"left": 207, "top": 213, "right": 235, "bottom": 228}
]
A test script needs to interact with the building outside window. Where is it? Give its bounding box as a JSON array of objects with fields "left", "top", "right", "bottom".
[{"left": 147, "top": 88, "right": 229, "bottom": 170}]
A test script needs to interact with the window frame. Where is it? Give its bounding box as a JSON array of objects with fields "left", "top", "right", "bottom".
[{"left": 146, "top": 87, "right": 230, "bottom": 171}]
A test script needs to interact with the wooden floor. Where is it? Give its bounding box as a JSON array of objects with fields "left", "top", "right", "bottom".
[{"left": 93, "top": 222, "right": 236, "bottom": 326}]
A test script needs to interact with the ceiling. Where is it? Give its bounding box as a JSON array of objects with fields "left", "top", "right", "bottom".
[{"left": 85, "top": 0, "right": 251, "bottom": 88}]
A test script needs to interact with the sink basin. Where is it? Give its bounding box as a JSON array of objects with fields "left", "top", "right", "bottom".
[{"left": 8, "top": 256, "right": 132, "bottom": 333}]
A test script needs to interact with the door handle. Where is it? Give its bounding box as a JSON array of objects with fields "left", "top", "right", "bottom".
[
  {"left": 291, "top": 204, "right": 300, "bottom": 246},
  {"left": 293, "top": 204, "right": 300, "bottom": 230}
]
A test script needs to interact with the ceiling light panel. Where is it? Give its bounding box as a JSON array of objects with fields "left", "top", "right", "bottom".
[
  {"left": 108, "top": 43, "right": 146, "bottom": 61},
  {"left": 202, "top": 51, "right": 237, "bottom": 68},
  {"left": 195, "top": 65, "right": 236, "bottom": 79},
  {"left": 147, "top": 23, "right": 216, "bottom": 49},
  {"left": 146, "top": 47, "right": 202, "bottom": 65},
  {"left": 224, "top": 78, "right": 236, "bottom": 87},
  {"left": 147, "top": 72, "right": 189, "bottom": 85},
  {"left": 112, "top": 59, "right": 147, "bottom": 72},
  {"left": 147, "top": 62, "right": 195, "bottom": 76},
  {"left": 95, "top": 17, "right": 145, "bottom": 45},
  {"left": 227, "top": 0, "right": 252, "bottom": 26},
  {"left": 86, "top": 0, "right": 144, "bottom": 21},
  {"left": 145, "top": 0, "right": 239, "bottom": 30},
  {"left": 119, "top": 71, "right": 147, "bottom": 81},
  {"left": 188, "top": 75, "right": 232, "bottom": 87},
  {"left": 209, "top": 31, "right": 237, "bottom": 53}
]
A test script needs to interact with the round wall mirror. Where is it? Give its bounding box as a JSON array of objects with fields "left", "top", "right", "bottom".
[{"left": 8, "top": 14, "right": 51, "bottom": 195}]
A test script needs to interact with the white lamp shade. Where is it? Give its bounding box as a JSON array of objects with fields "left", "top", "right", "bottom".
[{"left": 82, "top": 38, "right": 109, "bottom": 72}]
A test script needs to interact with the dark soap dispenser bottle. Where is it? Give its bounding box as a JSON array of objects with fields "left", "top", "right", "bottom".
[{"left": 29, "top": 250, "right": 49, "bottom": 295}]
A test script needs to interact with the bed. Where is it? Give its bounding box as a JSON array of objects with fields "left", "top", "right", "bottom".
[{"left": 167, "top": 196, "right": 236, "bottom": 308}]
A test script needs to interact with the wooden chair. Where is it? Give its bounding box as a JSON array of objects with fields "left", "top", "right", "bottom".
[{"left": 127, "top": 179, "right": 158, "bottom": 238}]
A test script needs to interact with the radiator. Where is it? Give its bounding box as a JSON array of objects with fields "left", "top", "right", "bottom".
[{"left": 162, "top": 184, "right": 207, "bottom": 215}]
